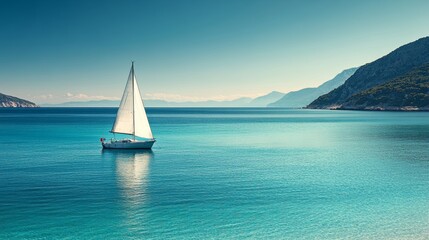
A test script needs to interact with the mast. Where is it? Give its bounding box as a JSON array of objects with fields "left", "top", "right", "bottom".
[{"left": 132, "top": 61, "right": 136, "bottom": 141}]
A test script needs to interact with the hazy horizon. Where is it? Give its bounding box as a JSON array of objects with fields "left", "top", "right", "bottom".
[{"left": 1, "top": 0, "right": 428, "bottom": 104}]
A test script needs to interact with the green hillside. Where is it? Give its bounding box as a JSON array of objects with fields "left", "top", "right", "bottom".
[{"left": 340, "top": 65, "right": 429, "bottom": 110}]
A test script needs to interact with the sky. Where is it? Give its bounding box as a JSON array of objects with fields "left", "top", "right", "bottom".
[{"left": 0, "top": 0, "right": 428, "bottom": 104}]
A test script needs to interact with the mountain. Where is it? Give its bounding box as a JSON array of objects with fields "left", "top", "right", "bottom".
[
  {"left": 42, "top": 97, "right": 254, "bottom": 107},
  {"left": 308, "top": 36, "right": 429, "bottom": 109},
  {"left": 248, "top": 91, "right": 284, "bottom": 107},
  {"left": 168, "top": 97, "right": 253, "bottom": 107},
  {"left": 268, "top": 67, "right": 357, "bottom": 107},
  {"left": 42, "top": 99, "right": 174, "bottom": 107},
  {"left": 42, "top": 91, "right": 292, "bottom": 107},
  {"left": 42, "top": 100, "right": 120, "bottom": 107},
  {"left": 339, "top": 64, "right": 429, "bottom": 111},
  {"left": 0, "top": 93, "right": 38, "bottom": 107}
]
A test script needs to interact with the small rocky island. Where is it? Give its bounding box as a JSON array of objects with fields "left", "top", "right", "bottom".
[{"left": 0, "top": 93, "right": 38, "bottom": 107}]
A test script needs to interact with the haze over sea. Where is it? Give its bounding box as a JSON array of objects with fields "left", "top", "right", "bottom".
[{"left": 0, "top": 108, "right": 428, "bottom": 239}]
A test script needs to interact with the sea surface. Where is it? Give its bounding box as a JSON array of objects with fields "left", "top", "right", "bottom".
[{"left": 0, "top": 108, "right": 428, "bottom": 239}]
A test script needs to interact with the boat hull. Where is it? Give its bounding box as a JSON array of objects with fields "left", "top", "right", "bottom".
[{"left": 102, "top": 139, "right": 155, "bottom": 149}]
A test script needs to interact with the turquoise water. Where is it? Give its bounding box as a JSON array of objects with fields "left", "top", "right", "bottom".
[{"left": 0, "top": 108, "right": 428, "bottom": 239}]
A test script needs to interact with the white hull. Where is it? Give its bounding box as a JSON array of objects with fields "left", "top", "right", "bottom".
[{"left": 102, "top": 139, "right": 155, "bottom": 149}]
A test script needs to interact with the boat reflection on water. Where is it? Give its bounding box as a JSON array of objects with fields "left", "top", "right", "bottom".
[{"left": 102, "top": 149, "right": 154, "bottom": 207}]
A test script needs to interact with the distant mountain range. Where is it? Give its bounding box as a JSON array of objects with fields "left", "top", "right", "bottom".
[
  {"left": 248, "top": 91, "right": 285, "bottom": 107},
  {"left": 308, "top": 36, "right": 429, "bottom": 110},
  {"left": 41, "top": 67, "right": 362, "bottom": 108},
  {"left": 41, "top": 91, "right": 285, "bottom": 107},
  {"left": 268, "top": 68, "right": 357, "bottom": 108},
  {"left": 42, "top": 100, "right": 120, "bottom": 107},
  {"left": 41, "top": 98, "right": 251, "bottom": 107},
  {"left": 0, "top": 93, "right": 38, "bottom": 107}
]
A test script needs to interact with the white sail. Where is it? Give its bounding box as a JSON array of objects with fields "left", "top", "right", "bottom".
[
  {"left": 111, "top": 68, "right": 134, "bottom": 135},
  {"left": 133, "top": 72, "right": 153, "bottom": 139},
  {"left": 111, "top": 63, "right": 154, "bottom": 139}
]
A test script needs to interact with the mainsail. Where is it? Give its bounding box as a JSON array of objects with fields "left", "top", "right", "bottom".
[{"left": 111, "top": 63, "right": 154, "bottom": 139}]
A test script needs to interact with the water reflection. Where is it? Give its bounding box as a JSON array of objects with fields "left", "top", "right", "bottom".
[
  {"left": 102, "top": 150, "right": 154, "bottom": 206},
  {"left": 102, "top": 149, "right": 154, "bottom": 231}
]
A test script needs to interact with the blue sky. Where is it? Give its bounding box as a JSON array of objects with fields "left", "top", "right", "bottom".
[{"left": 1, "top": 0, "right": 428, "bottom": 103}]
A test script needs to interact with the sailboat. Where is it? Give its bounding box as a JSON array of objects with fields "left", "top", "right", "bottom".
[{"left": 101, "top": 62, "right": 156, "bottom": 149}]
